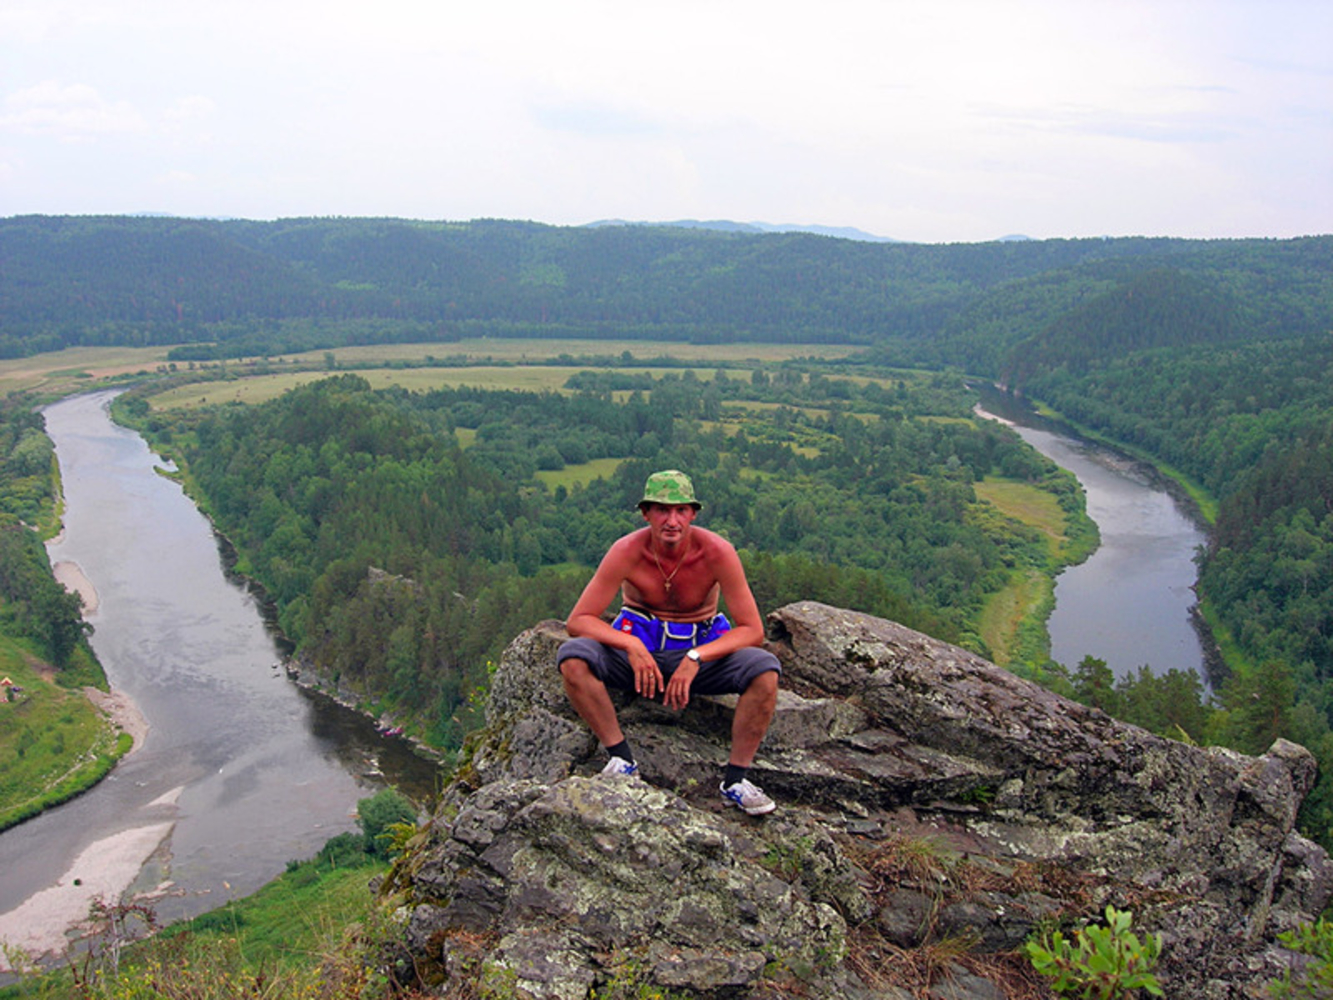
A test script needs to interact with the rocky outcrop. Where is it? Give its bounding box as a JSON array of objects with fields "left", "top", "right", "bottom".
[{"left": 385, "top": 602, "right": 1333, "bottom": 999}]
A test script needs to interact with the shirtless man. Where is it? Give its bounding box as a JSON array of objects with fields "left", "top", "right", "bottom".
[{"left": 557, "top": 469, "right": 781, "bottom": 815}]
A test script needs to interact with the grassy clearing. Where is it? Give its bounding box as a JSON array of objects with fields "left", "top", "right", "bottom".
[
  {"left": 972, "top": 477, "right": 1074, "bottom": 669},
  {"left": 0, "top": 339, "right": 856, "bottom": 402},
  {"left": 0, "top": 637, "right": 127, "bottom": 833},
  {"left": 973, "top": 477, "right": 1068, "bottom": 561},
  {"left": 534, "top": 456, "right": 625, "bottom": 490},
  {"left": 977, "top": 569, "right": 1045, "bottom": 668},
  {"left": 0, "top": 347, "right": 172, "bottom": 399}
]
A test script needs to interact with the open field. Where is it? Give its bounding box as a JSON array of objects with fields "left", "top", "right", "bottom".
[
  {"left": 146, "top": 365, "right": 758, "bottom": 410},
  {"left": 285, "top": 338, "right": 860, "bottom": 366},
  {"left": 974, "top": 476, "right": 1068, "bottom": 560},
  {"left": 972, "top": 476, "right": 1072, "bottom": 666},
  {"left": 0, "top": 339, "right": 860, "bottom": 401},
  {"left": 534, "top": 456, "right": 625, "bottom": 490},
  {"left": 0, "top": 346, "right": 173, "bottom": 398}
]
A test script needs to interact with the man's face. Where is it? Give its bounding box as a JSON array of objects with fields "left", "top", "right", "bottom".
[{"left": 641, "top": 503, "right": 697, "bottom": 546}]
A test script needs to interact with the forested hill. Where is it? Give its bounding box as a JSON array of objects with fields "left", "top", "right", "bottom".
[{"left": 2, "top": 215, "right": 1329, "bottom": 368}]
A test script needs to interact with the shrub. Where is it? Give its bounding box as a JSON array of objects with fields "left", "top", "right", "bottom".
[
  {"left": 356, "top": 788, "right": 416, "bottom": 859},
  {"left": 1025, "top": 904, "right": 1164, "bottom": 999},
  {"left": 1269, "top": 918, "right": 1333, "bottom": 998}
]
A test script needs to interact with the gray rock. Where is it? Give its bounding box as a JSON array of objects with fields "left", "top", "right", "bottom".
[{"left": 388, "top": 603, "right": 1333, "bottom": 999}]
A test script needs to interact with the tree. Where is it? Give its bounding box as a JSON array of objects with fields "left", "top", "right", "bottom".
[
  {"left": 357, "top": 788, "right": 416, "bottom": 859},
  {"left": 1072, "top": 655, "right": 1121, "bottom": 716}
]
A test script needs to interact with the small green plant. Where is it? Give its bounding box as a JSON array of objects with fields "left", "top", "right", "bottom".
[
  {"left": 1025, "top": 904, "right": 1164, "bottom": 999},
  {"left": 1269, "top": 917, "right": 1333, "bottom": 998},
  {"left": 761, "top": 834, "right": 814, "bottom": 879},
  {"left": 590, "top": 952, "right": 694, "bottom": 1000}
]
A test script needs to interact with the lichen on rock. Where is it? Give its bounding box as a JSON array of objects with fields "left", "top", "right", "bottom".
[{"left": 387, "top": 602, "right": 1333, "bottom": 999}]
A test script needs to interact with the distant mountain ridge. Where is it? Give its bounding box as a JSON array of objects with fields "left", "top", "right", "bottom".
[{"left": 585, "top": 218, "right": 902, "bottom": 242}]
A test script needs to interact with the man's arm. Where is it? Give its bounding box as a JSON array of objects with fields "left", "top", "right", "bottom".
[
  {"left": 698, "top": 540, "right": 766, "bottom": 656},
  {"left": 565, "top": 538, "right": 665, "bottom": 697}
]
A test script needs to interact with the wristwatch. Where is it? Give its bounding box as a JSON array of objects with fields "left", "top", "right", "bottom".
[{"left": 685, "top": 649, "right": 702, "bottom": 663}]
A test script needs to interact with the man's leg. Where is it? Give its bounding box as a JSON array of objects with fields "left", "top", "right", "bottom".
[
  {"left": 560, "top": 656, "right": 626, "bottom": 748},
  {"left": 728, "top": 669, "right": 778, "bottom": 767}
]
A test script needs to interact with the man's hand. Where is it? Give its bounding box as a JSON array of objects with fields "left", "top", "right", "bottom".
[
  {"left": 663, "top": 656, "right": 698, "bottom": 711},
  {"left": 628, "top": 643, "right": 664, "bottom": 699}
]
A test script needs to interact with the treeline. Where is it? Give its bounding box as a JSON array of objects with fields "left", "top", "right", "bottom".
[
  {"left": 121, "top": 369, "right": 1079, "bottom": 750},
  {"left": 3, "top": 215, "right": 1329, "bottom": 360},
  {"left": 0, "top": 397, "right": 92, "bottom": 668}
]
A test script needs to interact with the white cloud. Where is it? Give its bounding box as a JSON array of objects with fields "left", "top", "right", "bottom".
[
  {"left": 1, "top": 81, "right": 148, "bottom": 139},
  {"left": 163, "top": 95, "right": 216, "bottom": 125}
]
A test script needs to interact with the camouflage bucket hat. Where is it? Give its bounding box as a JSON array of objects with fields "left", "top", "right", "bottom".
[{"left": 639, "top": 469, "right": 702, "bottom": 509}]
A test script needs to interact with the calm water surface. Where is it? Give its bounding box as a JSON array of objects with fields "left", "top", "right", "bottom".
[
  {"left": 0, "top": 391, "right": 439, "bottom": 942},
  {"left": 978, "top": 391, "right": 1209, "bottom": 681}
]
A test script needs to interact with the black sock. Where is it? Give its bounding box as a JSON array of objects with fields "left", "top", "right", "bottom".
[
  {"left": 606, "top": 739, "right": 635, "bottom": 764},
  {"left": 723, "top": 763, "right": 748, "bottom": 788}
]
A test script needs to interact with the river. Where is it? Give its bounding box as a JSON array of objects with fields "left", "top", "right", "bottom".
[
  {"left": 976, "top": 389, "right": 1209, "bottom": 682},
  {"left": 0, "top": 390, "right": 440, "bottom": 968}
]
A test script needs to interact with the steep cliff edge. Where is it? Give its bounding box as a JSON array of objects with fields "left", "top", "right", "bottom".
[{"left": 383, "top": 602, "right": 1333, "bottom": 998}]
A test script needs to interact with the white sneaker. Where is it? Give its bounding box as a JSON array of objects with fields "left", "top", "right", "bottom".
[
  {"left": 720, "top": 778, "right": 776, "bottom": 815},
  {"left": 600, "top": 756, "right": 639, "bottom": 777}
]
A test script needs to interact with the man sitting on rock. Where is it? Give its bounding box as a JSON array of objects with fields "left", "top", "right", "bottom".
[{"left": 557, "top": 469, "right": 781, "bottom": 815}]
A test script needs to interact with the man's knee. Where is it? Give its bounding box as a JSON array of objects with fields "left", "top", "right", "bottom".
[
  {"left": 559, "top": 656, "right": 604, "bottom": 695},
  {"left": 742, "top": 668, "right": 779, "bottom": 701}
]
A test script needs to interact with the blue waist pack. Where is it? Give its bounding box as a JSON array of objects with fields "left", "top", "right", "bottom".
[{"left": 610, "top": 606, "right": 731, "bottom": 652}]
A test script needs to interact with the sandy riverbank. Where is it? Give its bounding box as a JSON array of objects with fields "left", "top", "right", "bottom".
[
  {"left": 51, "top": 559, "right": 99, "bottom": 616},
  {"left": 0, "top": 816, "right": 176, "bottom": 970},
  {"left": 84, "top": 685, "right": 150, "bottom": 754}
]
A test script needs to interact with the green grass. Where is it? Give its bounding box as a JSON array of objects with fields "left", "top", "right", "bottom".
[
  {"left": 148, "top": 365, "right": 744, "bottom": 410},
  {"left": 0, "top": 346, "right": 173, "bottom": 398},
  {"left": 535, "top": 456, "right": 626, "bottom": 489},
  {"left": 282, "top": 337, "right": 857, "bottom": 366},
  {"left": 155, "top": 858, "right": 387, "bottom": 971},
  {"left": 972, "top": 475, "right": 1095, "bottom": 671},
  {"left": 976, "top": 569, "right": 1046, "bottom": 668},
  {"left": 0, "top": 637, "right": 127, "bottom": 833},
  {"left": 0, "top": 857, "right": 391, "bottom": 999},
  {"left": 973, "top": 477, "right": 1068, "bottom": 561}
]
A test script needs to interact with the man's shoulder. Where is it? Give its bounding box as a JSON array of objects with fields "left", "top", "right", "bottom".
[
  {"left": 604, "top": 527, "right": 650, "bottom": 559},
  {"left": 692, "top": 526, "right": 739, "bottom": 557}
]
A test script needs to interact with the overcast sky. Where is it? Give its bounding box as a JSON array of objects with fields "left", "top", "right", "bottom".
[{"left": 1, "top": 0, "right": 1329, "bottom": 243}]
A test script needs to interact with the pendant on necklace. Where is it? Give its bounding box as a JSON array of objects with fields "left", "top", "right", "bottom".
[{"left": 664, "top": 581, "right": 672, "bottom": 594}]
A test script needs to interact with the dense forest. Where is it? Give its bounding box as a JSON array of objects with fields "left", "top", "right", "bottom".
[
  {"left": 118, "top": 368, "right": 1076, "bottom": 749},
  {"left": 2, "top": 216, "right": 1329, "bottom": 361}
]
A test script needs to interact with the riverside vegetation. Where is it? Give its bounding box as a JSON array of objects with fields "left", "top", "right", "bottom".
[
  {"left": 0, "top": 394, "right": 121, "bottom": 835},
  {"left": 1, "top": 216, "right": 1333, "bottom": 995}
]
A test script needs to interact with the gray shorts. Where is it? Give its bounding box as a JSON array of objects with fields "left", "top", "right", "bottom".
[{"left": 557, "top": 637, "right": 780, "bottom": 696}]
